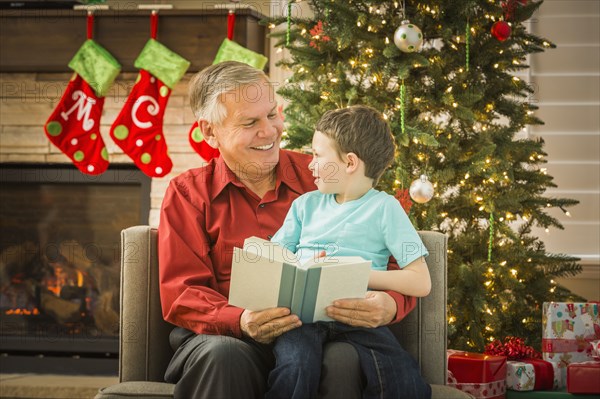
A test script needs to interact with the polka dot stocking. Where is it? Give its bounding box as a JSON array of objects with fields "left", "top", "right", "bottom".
[
  {"left": 189, "top": 121, "right": 220, "bottom": 162},
  {"left": 110, "top": 69, "right": 173, "bottom": 178},
  {"left": 44, "top": 74, "right": 109, "bottom": 175}
]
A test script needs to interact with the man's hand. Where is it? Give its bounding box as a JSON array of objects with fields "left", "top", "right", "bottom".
[
  {"left": 326, "top": 291, "right": 397, "bottom": 328},
  {"left": 240, "top": 307, "right": 302, "bottom": 344}
]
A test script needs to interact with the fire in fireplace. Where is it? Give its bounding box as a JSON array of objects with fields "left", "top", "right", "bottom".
[{"left": 0, "top": 164, "right": 150, "bottom": 374}]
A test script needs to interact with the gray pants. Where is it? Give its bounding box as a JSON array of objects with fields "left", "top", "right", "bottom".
[{"left": 165, "top": 327, "right": 363, "bottom": 399}]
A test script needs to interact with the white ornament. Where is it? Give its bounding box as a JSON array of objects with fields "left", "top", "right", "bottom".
[
  {"left": 409, "top": 174, "right": 434, "bottom": 203},
  {"left": 394, "top": 20, "right": 423, "bottom": 53}
]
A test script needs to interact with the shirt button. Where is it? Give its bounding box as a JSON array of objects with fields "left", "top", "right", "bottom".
[{"left": 259, "top": 204, "right": 265, "bottom": 208}]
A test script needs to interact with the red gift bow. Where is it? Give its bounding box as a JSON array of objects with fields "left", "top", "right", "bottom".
[
  {"left": 485, "top": 337, "right": 559, "bottom": 390},
  {"left": 485, "top": 336, "right": 541, "bottom": 360}
]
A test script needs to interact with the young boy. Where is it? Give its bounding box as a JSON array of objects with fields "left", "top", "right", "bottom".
[{"left": 266, "top": 105, "right": 432, "bottom": 399}]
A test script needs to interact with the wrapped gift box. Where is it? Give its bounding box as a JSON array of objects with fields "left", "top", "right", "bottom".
[
  {"left": 448, "top": 350, "right": 507, "bottom": 399},
  {"left": 567, "top": 361, "right": 600, "bottom": 394},
  {"left": 507, "top": 359, "right": 560, "bottom": 391},
  {"left": 542, "top": 302, "right": 600, "bottom": 387}
]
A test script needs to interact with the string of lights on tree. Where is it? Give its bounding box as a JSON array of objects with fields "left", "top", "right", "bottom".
[{"left": 268, "top": 0, "right": 583, "bottom": 351}]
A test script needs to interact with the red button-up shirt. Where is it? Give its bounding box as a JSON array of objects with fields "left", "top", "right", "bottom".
[{"left": 158, "top": 150, "right": 415, "bottom": 337}]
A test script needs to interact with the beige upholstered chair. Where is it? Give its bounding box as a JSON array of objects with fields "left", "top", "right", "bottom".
[{"left": 95, "top": 226, "right": 470, "bottom": 399}]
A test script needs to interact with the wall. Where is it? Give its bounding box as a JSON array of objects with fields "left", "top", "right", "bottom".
[{"left": 529, "top": 1, "right": 600, "bottom": 300}]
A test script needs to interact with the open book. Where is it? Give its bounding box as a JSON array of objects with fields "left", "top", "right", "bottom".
[{"left": 229, "top": 237, "right": 372, "bottom": 323}]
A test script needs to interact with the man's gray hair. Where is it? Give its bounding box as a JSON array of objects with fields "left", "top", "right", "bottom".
[{"left": 189, "top": 61, "right": 269, "bottom": 125}]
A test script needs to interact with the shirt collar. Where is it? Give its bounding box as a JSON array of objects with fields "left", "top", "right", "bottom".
[
  {"left": 276, "top": 150, "right": 306, "bottom": 196},
  {"left": 209, "top": 155, "right": 240, "bottom": 201}
]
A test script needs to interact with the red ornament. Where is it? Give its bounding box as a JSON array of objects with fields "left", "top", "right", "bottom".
[
  {"left": 309, "top": 21, "right": 330, "bottom": 49},
  {"left": 491, "top": 21, "right": 511, "bottom": 41},
  {"left": 394, "top": 188, "right": 413, "bottom": 214}
]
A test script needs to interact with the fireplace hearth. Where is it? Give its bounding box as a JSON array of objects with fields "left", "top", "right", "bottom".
[{"left": 0, "top": 164, "right": 150, "bottom": 374}]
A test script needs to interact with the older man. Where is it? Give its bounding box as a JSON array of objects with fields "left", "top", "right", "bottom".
[{"left": 158, "top": 61, "right": 416, "bottom": 398}]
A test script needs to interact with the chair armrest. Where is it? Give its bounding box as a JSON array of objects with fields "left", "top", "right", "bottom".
[
  {"left": 389, "top": 231, "right": 448, "bottom": 385},
  {"left": 119, "top": 225, "right": 174, "bottom": 382}
]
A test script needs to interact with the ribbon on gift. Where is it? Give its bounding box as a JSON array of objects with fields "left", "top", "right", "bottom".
[
  {"left": 447, "top": 371, "right": 507, "bottom": 399},
  {"left": 591, "top": 340, "right": 600, "bottom": 360},
  {"left": 543, "top": 335, "right": 597, "bottom": 354},
  {"left": 526, "top": 358, "right": 555, "bottom": 390}
]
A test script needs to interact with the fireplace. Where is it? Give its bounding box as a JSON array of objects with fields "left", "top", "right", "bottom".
[{"left": 0, "top": 164, "right": 150, "bottom": 374}]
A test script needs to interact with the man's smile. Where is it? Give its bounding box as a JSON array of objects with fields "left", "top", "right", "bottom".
[{"left": 251, "top": 143, "right": 275, "bottom": 151}]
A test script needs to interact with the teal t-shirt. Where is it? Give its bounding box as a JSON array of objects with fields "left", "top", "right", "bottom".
[{"left": 272, "top": 189, "right": 428, "bottom": 270}]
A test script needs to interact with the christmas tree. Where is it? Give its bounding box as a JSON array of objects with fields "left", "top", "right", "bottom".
[{"left": 268, "top": 0, "right": 584, "bottom": 351}]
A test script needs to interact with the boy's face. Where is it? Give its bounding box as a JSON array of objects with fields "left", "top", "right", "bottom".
[{"left": 308, "top": 130, "right": 348, "bottom": 194}]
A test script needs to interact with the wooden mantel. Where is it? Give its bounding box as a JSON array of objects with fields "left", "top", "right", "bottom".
[{"left": 0, "top": 8, "right": 267, "bottom": 72}]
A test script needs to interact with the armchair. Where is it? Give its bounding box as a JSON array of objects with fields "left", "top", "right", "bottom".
[{"left": 95, "top": 226, "right": 470, "bottom": 399}]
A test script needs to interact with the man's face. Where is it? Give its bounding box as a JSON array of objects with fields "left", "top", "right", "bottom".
[
  {"left": 308, "top": 130, "right": 348, "bottom": 194},
  {"left": 210, "top": 80, "right": 283, "bottom": 179}
]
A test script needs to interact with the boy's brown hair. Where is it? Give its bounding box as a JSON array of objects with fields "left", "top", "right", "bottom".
[{"left": 315, "top": 105, "right": 396, "bottom": 184}]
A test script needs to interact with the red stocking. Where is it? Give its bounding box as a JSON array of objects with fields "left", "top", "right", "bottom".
[
  {"left": 110, "top": 39, "right": 189, "bottom": 178},
  {"left": 110, "top": 70, "right": 173, "bottom": 177},
  {"left": 189, "top": 121, "right": 220, "bottom": 162},
  {"left": 44, "top": 40, "right": 120, "bottom": 175},
  {"left": 45, "top": 75, "right": 108, "bottom": 175}
]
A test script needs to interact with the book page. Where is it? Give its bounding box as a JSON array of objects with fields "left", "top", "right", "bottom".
[
  {"left": 228, "top": 246, "right": 285, "bottom": 311},
  {"left": 243, "top": 236, "right": 300, "bottom": 267},
  {"left": 311, "top": 260, "right": 371, "bottom": 321}
]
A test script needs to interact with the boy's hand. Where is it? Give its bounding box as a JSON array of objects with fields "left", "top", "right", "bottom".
[
  {"left": 240, "top": 307, "right": 302, "bottom": 344},
  {"left": 326, "top": 291, "right": 397, "bottom": 328}
]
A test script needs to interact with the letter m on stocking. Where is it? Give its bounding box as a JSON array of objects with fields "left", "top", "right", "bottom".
[{"left": 60, "top": 90, "right": 97, "bottom": 132}]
